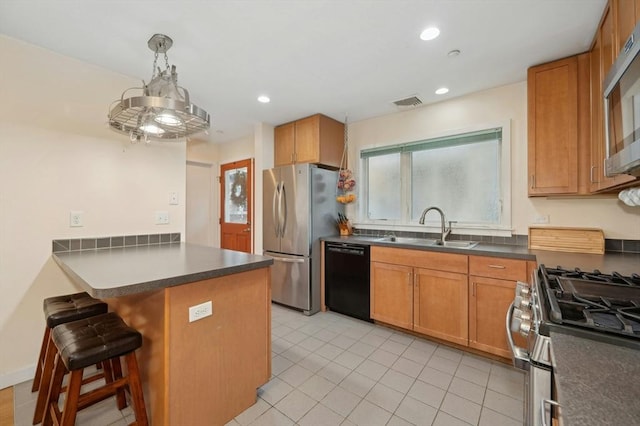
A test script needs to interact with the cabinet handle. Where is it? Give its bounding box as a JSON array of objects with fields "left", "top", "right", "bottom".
[
  {"left": 472, "top": 282, "right": 476, "bottom": 296},
  {"left": 488, "top": 264, "right": 506, "bottom": 269},
  {"left": 530, "top": 175, "right": 535, "bottom": 189},
  {"left": 590, "top": 165, "right": 596, "bottom": 183},
  {"left": 291, "top": 153, "right": 294, "bottom": 163}
]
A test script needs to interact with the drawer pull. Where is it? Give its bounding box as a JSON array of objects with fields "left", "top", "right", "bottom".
[{"left": 488, "top": 264, "right": 506, "bottom": 269}]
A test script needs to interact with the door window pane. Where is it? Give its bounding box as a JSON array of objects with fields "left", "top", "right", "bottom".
[{"left": 225, "top": 167, "right": 248, "bottom": 223}]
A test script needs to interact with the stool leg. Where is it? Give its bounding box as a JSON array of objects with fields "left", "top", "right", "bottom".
[
  {"left": 124, "top": 352, "right": 148, "bottom": 426},
  {"left": 31, "top": 327, "right": 50, "bottom": 392},
  {"left": 110, "top": 358, "right": 128, "bottom": 410},
  {"left": 60, "top": 370, "right": 83, "bottom": 426},
  {"left": 33, "top": 334, "right": 57, "bottom": 425},
  {"left": 43, "top": 354, "right": 66, "bottom": 426}
]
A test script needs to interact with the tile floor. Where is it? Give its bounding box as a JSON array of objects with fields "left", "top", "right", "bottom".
[{"left": 13, "top": 304, "right": 524, "bottom": 426}]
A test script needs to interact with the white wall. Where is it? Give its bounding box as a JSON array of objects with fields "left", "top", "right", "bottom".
[
  {"left": 0, "top": 36, "right": 186, "bottom": 387},
  {"left": 347, "top": 82, "right": 640, "bottom": 239}
]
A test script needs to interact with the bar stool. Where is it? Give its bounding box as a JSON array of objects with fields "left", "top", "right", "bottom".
[
  {"left": 32, "top": 292, "right": 108, "bottom": 424},
  {"left": 43, "top": 312, "right": 148, "bottom": 426}
]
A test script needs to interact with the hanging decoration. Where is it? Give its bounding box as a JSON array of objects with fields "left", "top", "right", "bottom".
[{"left": 336, "top": 116, "right": 356, "bottom": 204}]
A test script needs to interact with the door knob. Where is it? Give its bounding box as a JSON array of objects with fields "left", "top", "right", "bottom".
[{"left": 243, "top": 228, "right": 251, "bottom": 232}]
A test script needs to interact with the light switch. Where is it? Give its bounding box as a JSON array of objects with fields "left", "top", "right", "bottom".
[
  {"left": 169, "top": 191, "right": 179, "bottom": 205},
  {"left": 155, "top": 211, "right": 170, "bottom": 224}
]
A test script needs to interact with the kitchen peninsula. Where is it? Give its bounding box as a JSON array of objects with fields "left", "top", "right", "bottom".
[{"left": 53, "top": 242, "right": 273, "bottom": 426}]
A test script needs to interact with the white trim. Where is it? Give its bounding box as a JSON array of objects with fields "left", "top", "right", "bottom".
[
  {"left": 0, "top": 364, "right": 35, "bottom": 389},
  {"left": 358, "top": 120, "right": 512, "bottom": 236}
]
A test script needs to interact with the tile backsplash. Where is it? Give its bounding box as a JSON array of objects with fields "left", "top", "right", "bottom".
[{"left": 53, "top": 233, "right": 181, "bottom": 253}]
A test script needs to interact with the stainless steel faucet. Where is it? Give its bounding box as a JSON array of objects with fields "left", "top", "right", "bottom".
[{"left": 419, "top": 206, "right": 451, "bottom": 244}]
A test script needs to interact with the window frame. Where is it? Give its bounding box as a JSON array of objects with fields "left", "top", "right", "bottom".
[{"left": 357, "top": 121, "right": 512, "bottom": 236}]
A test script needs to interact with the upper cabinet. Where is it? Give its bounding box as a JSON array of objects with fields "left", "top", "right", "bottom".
[
  {"left": 528, "top": 0, "right": 639, "bottom": 197},
  {"left": 590, "top": 3, "right": 637, "bottom": 191},
  {"left": 527, "top": 54, "right": 591, "bottom": 196},
  {"left": 274, "top": 114, "right": 344, "bottom": 169}
]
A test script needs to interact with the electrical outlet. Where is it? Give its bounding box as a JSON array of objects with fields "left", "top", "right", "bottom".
[
  {"left": 534, "top": 214, "right": 550, "bottom": 224},
  {"left": 188, "top": 301, "right": 212, "bottom": 322},
  {"left": 70, "top": 211, "right": 83, "bottom": 227},
  {"left": 155, "top": 211, "right": 170, "bottom": 224},
  {"left": 169, "top": 191, "right": 179, "bottom": 205}
]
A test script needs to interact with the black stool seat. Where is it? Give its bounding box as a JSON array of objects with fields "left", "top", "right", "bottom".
[
  {"left": 52, "top": 312, "right": 142, "bottom": 371},
  {"left": 44, "top": 292, "right": 107, "bottom": 328}
]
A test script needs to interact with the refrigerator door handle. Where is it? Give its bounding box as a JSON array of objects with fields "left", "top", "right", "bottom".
[
  {"left": 272, "top": 183, "right": 280, "bottom": 237},
  {"left": 280, "top": 181, "right": 287, "bottom": 237},
  {"left": 269, "top": 256, "right": 305, "bottom": 264}
]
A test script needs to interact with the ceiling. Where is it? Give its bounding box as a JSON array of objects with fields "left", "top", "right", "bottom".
[{"left": 0, "top": 0, "right": 606, "bottom": 144}]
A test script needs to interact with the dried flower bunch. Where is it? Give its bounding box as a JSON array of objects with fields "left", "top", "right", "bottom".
[{"left": 336, "top": 169, "right": 356, "bottom": 203}]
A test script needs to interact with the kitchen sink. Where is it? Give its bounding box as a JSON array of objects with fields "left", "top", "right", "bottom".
[
  {"left": 438, "top": 240, "right": 479, "bottom": 249},
  {"left": 374, "top": 236, "right": 437, "bottom": 246},
  {"left": 373, "top": 236, "right": 477, "bottom": 249}
]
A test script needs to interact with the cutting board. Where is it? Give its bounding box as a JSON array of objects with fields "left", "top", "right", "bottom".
[{"left": 528, "top": 226, "right": 605, "bottom": 254}]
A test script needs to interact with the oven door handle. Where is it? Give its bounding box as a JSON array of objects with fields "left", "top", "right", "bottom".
[
  {"left": 506, "top": 302, "right": 530, "bottom": 371},
  {"left": 540, "top": 398, "right": 560, "bottom": 426}
]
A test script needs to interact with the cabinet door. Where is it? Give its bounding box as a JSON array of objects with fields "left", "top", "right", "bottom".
[
  {"left": 413, "top": 268, "right": 468, "bottom": 346},
  {"left": 294, "top": 115, "right": 320, "bottom": 164},
  {"left": 370, "top": 262, "right": 413, "bottom": 330},
  {"left": 528, "top": 56, "right": 579, "bottom": 195},
  {"left": 615, "top": 0, "right": 637, "bottom": 56},
  {"left": 469, "top": 276, "right": 523, "bottom": 358},
  {"left": 274, "top": 123, "right": 295, "bottom": 166}
]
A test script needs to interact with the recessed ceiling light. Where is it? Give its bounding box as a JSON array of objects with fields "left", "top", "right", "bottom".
[
  {"left": 420, "top": 27, "right": 440, "bottom": 41},
  {"left": 257, "top": 95, "right": 270, "bottom": 103},
  {"left": 435, "top": 87, "right": 449, "bottom": 95}
]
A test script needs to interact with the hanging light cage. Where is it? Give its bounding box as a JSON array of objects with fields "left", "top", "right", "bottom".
[{"left": 108, "top": 34, "right": 210, "bottom": 141}]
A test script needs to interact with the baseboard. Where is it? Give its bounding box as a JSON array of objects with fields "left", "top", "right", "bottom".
[{"left": 0, "top": 365, "right": 35, "bottom": 390}]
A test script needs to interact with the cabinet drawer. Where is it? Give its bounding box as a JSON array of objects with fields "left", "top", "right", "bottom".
[
  {"left": 371, "top": 246, "right": 467, "bottom": 274},
  {"left": 469, "top": 255, "right": 527, "bottom": 281}
]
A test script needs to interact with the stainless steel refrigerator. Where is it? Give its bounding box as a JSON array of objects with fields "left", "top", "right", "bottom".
[{"left": 263, "top": 164, "right": 341, "bottom": 315}]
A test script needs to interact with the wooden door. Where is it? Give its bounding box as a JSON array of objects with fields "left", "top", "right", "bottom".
[
  {"left": 220, "top": 159, "right": 253, "bottom": 253},
  {"left": 294, "top": 115, "right": 320, "bottom": 164},
  {"left": 469, "top": 276, "right": 526, "bottom": 358},
  {"left": 370, "top": 262, "right": 413, "bottom": 330},
  {"left": 274, "top": 123, "right": 295, "bottom": 166},
  {"left": 527, "top": 56, "right": 579, "bottom": 195},
  {"left": 413, "top": 268, "right": 468, "bottom": 346}
]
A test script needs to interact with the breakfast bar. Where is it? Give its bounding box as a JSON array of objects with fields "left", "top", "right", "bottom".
[{"left": 53, "top": 243, "right": 273, "bottom": 426}]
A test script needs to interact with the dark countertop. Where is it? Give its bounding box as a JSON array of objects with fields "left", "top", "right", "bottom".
[
  {"left": 550, "top": 332, "right": 640, "bottom": 426},
  {"left": 53, "top": 243, "right": 273, "bottom": 298},
  {"left": 323, "top": 235, "right": 640, "bottom": 274}
]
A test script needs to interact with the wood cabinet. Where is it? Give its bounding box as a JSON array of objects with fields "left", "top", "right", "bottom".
[
  {"left": 413, "top": 268, "right": 468, "bottom": 346},
  {"left": 274, "top": 114, "right": 344, "bottom": 168},
  {"left": 468, "top": 256, "right": 531, "bottom": 358},
  {"left": 590, "top": 2, "right": 637, "bottom": 191},
  {"left": 370, "top": 246, "right": 468, "bottom": 346},
  {"left": 527, "top": 53, "right": 591, "bottom": 196}
]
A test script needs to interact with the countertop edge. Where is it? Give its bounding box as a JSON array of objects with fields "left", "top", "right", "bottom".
[{"left": 52, "top": 244, "right": 273, "bottom": 298}]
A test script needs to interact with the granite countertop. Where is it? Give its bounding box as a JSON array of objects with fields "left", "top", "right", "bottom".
[
  {"left": 550, "top": 332, "right": 640, "bottom": 426},
  {"left": 53, "top": 243, "right": 273, "bottom": 298},
  {"left": 323, "top": 235, "right": 640, "bottom": 274}
]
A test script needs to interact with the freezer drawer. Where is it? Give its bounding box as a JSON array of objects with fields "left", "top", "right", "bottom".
[{"left": 265, "top": 252, "right": 311, "bottom": 312}]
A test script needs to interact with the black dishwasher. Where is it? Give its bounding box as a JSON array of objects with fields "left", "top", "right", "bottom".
[{"left": 325, "top": 242, "right": 371, "bottom": 322}]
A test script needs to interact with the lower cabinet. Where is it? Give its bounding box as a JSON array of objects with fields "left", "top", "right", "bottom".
[
  {"left": 370, "top": 246, "right": 532, "bottom": 359},
  {"left": 468, "top": 255, "right": 532, "bottom": 358},
  {"left": 413, "top": 268, "right": 468, "bottom": 346},
  {"left": 370, "top": 246, "right": 469, "bottom": 347}
]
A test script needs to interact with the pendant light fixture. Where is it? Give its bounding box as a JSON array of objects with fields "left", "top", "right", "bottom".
[{"left": 108, "top": 34, "right": 210, "bottom": 142}]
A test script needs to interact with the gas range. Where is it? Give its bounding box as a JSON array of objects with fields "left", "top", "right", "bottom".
[
  {"left": 507, "top": 264, "right": 640, "bottom": 426},
  {"left": 536, "top": 265, "right": 640, "bottom": 350}
]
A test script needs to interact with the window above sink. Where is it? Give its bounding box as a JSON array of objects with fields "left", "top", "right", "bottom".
[{"left": 357, "top": 122, "right": 513, "bottom": 237}]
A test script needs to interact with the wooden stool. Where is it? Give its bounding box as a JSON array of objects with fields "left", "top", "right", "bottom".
[
  {"left": 32, "top": 292, "right": 108, "bottom": 424},
  {"left": 43, "top": 312, "right": 148, "bottom": 426}
]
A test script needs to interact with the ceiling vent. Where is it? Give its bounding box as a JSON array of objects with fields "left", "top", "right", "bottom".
[{"left": 392, "top": 95, "right": 423, "bottom": 109}]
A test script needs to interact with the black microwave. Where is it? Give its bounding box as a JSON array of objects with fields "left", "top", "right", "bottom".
[{"left": 604, "top": 21, "right": 640, "bottom": 177}]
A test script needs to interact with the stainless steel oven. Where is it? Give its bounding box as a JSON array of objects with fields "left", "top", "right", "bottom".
[{"left": 507, "top": 265, "right": 640, "bottom": 426}]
